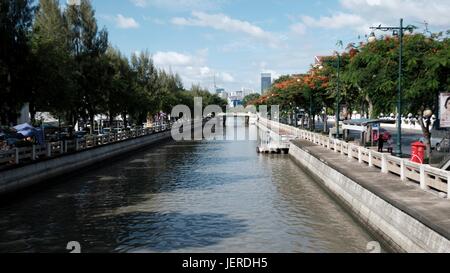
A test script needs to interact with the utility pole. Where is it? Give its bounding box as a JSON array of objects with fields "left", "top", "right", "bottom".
[{"left": 370, "top": 19, "right": 417, "bottom": 157}]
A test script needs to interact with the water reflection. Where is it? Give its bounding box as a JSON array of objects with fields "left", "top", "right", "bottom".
[{"left": 0, "top": 123, "right": 378, "bottom": 253}]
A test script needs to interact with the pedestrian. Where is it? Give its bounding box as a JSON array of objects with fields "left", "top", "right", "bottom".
[
  {"left": 387, "top": 135, "right": 394, "bottom": 154},
  {"left": 377, "top": 132, "right": 384, "bottom": 152}
]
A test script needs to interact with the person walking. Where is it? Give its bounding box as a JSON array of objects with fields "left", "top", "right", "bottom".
[
  {"left": 387, "top": 135, "right": 394, "bottom": 154},
  {"left": 377, "top": 132, "right": 384, "bottom": 152}
]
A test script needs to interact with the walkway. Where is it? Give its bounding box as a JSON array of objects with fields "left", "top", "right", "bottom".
[{"left": 291, "top": 139, "right": 450, "bottom": 241}]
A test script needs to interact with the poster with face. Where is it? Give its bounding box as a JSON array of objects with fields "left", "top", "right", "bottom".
[{"left": 440, "top": 93, "right": 450, "bottom": 128}]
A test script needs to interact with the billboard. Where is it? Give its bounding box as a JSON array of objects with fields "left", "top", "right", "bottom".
[{"left": 440, "top": 93, "right": 450, "bottom": 128}]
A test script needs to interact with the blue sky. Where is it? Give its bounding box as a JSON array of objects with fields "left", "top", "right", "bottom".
[{"left": 73, "top": 0, "right": 450, "bottom": 93}]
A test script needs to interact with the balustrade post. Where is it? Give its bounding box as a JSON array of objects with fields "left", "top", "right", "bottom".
[
  {"left": 400, "top": 159, "right": 406, "bottom": 181},
  {"left": 341, "top": 142, "right": 345, "bottom": 155},
  {"left": 381, "top": 154, "right": 388, "bottom": 174},
  {"left": 348, "top": 145, "right": 352, "bottom": 159},
  {"left": 15, "top": 148, "right": 19, "bottom": 164},
  {"left": 358, "top": 147, "right": 362, "bottom": 163},
  {"left": 420, "top": 165, "right": 429, "bottom": 190},
  {"left": 60, "top": 141, "right": 64, "bottom": 154},
  {"left": 334, "top": 140, "right": 337, "bottom": 153},
  {"left": 368, "top": 151, "right": 373, "bottom": 167},
  {"left": 75, "top": 139, "right": 79, "bottom": 151},
  {"left": 64, "top": 141, "right": 68, "bottom": 153},
  {"left": 447, "top": 172, "right": 450, "bottom": 199},
  {"left": 47, "top": 143, "right": 52, "bottom": 157},
  {"left": 32, "top": 145, "right": 36, "bottom": 160}
]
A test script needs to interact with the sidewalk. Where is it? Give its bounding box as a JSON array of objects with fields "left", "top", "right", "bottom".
[{"left": 291, "top": 139, "right": 450, "bottom": 242}]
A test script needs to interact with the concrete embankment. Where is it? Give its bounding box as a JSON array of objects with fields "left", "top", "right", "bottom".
[
  {"left": 0, "top": 130, "right": 172, "bottom": 196},
  {"left": 289, "top": 140, "right": 450, "bottom": 253}
]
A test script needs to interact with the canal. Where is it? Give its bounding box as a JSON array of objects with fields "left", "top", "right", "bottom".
[{"left": 0, "top": 122, "right": 380, "bottom": 253}]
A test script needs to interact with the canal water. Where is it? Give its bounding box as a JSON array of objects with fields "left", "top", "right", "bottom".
[{"left": 0, "top": 122, "right": 379, "bottom": 253}]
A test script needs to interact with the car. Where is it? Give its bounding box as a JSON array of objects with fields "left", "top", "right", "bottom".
[
  {"left": 436, "top": 138, "right": 450, "bottom": 152},
  {"left": 101, "top": 128, "right": 111, "bottom": 135},
  {"left": 74, "top": 131, "right": 87, "bottom": 139},
  {"left": 419, "top": 130, "right": 450, "bottom": 151},
  {"left": 112, "top": 128, "right": 124, "bottom": 134}
]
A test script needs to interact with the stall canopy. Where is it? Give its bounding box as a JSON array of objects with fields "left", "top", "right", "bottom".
[
  {"left": 342, "top": 119, "right": 385, "bottom": 146},
  {"left": 13, "top": 123, "right": 34, "bottom": 132},
  {"left": 342, "top": 119, "right": 385, "bottom": 131},
  {"left": 13, "top": 123, "right": 45, "bottom": 145}
]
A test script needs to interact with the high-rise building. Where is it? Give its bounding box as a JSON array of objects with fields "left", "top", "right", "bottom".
[{"left": 261, "top": 73, "right": 272, "bottom": 94}]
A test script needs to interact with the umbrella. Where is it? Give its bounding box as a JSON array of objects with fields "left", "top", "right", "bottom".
[
  {"left": 17, "top": 128, "right": 37, "bottom": 138},
  {"left": 14, "top": 123, "right": 33, "bottom": 131}
]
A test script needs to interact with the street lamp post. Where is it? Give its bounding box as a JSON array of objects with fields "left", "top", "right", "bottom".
[
  {"left": 310, "top": 92, "right": 313, "bottom": 131},
  {"left": 370, "top": 19, "right": 417, "bottom": 157},
  {"left": 336, "top": 53, "right": 341, "bottom": 139}
]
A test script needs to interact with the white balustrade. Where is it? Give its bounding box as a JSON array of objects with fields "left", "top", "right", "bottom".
[{"left": 257, "top": 116, "right": 449, "bottom": 197}]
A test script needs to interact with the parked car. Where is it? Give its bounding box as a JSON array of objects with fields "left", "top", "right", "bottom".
[
  {"left": 74, "top": 131, "right": 87, "bottom": 139},
  {"left": 112, "top": 128, "right": 124, "bottom": 134},
  {"left": 420, "top": 129, "right": 450, "bottom": 151},
  {"left": 100, "top": 128, "right": 111, "bottom": 134}
]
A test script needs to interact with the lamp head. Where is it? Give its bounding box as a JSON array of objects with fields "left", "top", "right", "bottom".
[
  {"left": 368, "top": 32, "right": 377, "bottom": 43},
  {"left": 423, "top": 109, "right": 433, "bottom": 118}
]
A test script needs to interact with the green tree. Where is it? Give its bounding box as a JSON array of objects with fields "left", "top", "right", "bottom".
[
  {"left": 31, "top": 0, "right": 75, "bottom": 124},
  {"left": 65, "top": 0, "right": 109, "bottom": 132},
  {"left": 130, "top": 51, "right": 159, "bottom": 124},
  {"left": 243, "top": 93, "right": 260, "bottom": 107},
  {"left": 0, "top": 0, "right": 34, "bottom": 125}
]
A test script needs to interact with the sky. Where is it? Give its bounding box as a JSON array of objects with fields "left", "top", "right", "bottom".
[{"left": 69, "top": 0, "right": 450, "bottom": 93}]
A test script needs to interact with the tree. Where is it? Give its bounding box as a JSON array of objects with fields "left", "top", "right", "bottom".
[
  {"left": 243, "top": 93, "right": 260, "bottom": 107},
  {"left": 130, "top": 51, "right": 159, "bottom": 124},
  {"left": 401, "top": 33, "right": 450, "bottom": 158},
  {"left": 31, "top": 0, "right": 75, "bottom": 124},
  {"left": 65, "top": 0, "right": 109, "bottom": 132},
  {"left": 0, "top": 0, "right": 34, "bottom": 125}
]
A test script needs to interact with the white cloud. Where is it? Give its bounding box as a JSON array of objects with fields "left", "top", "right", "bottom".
[
  {"left": 171, "top": 11, "right": 281, "bottom": 48},
  {"left": 221, "top": 72, "right": 235, "bottom": 83},
  {"left": 340, "top": 0, "right": 450, "bottom": 26},
  {"left": 151, "top": 50, "right": 234, "bottom": 90},
  {"left": 301, "top": 13, "right": 364, "bottom": 29},
  {"left": 115, "top": 14, "right": 139, "bottom": 29},
  {"left": 290, "top": 0, "right": 450, "bottom": 35},
  {"left": 153, "top": 51, "right": 193, "bottom": 67},
  {"left": 130, "top": 0, "right": 224, "bottom": 11}
]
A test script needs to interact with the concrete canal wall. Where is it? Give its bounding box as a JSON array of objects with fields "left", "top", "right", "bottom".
[
  {"left": 289, "top": 140, "right": 450, "bottom": 253},
  {"left": 0, "top": 130, "right": 172, "bottom": 196}
]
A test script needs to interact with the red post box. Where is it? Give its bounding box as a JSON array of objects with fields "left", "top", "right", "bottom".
[{"left": 411, "top": 141, "right": 426, "bottom": 164}]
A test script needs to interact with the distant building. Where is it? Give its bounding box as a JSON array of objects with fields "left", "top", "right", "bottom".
[
  {"left": 261, "top": 73, "right": 272, "bottom": 94},
  {"left": 241, "top": 88, "right": 255, "bottom": 98},
  {"left": 215, "top": 88, "right": 228, "bottom": 100},
  {"left": 228, "top": 96, "right": 243, "bottom": 108}
]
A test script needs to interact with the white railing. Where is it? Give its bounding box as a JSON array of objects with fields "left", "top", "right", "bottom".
[
  {"left": 0, "top": 123, "right": 173, "bottom": 169},
  {"left": 258, "top": 116, "right": 449, "bottom": 199}
]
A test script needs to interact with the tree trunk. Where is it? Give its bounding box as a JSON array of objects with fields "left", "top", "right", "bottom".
[
  {"left": 419, "top": 116, "right": 432, "bottom": 161},
  {"left": 122, "top": 112, "right": 128, "bottom": 128},
  {"left": 29, "top": 99, "right": 36, "bottom": 125},
  {"left": 109, "top": 111, "right": 114, "bottom": 129},
  {"left": 90, "top": 114, "right": 95, "bottom": 135},
  {"left": 365, "top": 94, "right": 374, "bottom": 119}
]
